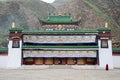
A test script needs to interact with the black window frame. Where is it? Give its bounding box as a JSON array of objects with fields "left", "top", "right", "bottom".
[
  {"left": 101, "top": 39, "right": 108, "bottom": 48},
  {"left": 12, "top": 40, "right": 20, "bottom": 48}
]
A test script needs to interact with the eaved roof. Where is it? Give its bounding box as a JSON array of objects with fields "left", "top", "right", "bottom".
[
  {"left": 41, "top": 14, "right": 79, "bottom": 23},
  {"left": 23, "top": 30, "right": 98, "bottom": 34},
  {"left": 113, "top": 48, "right": 120, "bottom": 51},
  {"left": 0, "top": 48, "right": 8, "bottom": 52},
  {"left": 97, "top": 27, "right": 111, "bottom": 31},
  {"left": 23, "top": 45, "right": 98, "bottom": 49},
  {"left": 9, "top": 27, "right": 23, "bottom": 31}
]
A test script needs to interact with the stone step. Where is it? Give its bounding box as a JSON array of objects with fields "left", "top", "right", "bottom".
[
  {"left": 20, "top": 65, "right": 49, "bottom": 69},
  {"left": 20, "top": 65, "right": 103, "bottom": 69},
  {"left": 49, "top": 65, "right": 72, "bottom": 69},
  {"left": 71, "top": 65, "right": 103, "bottom": 69}
]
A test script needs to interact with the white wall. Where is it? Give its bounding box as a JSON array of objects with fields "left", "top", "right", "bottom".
[
  {"left": 98, "top": 40, "right": 113, "bottom": 69},
  {"left": 0, "top": 56, "right": 8, "bottom": 68},
  {"left": 113, "top": 55, "right": 120, "bottom": 68},
  {"left": 7, "top": 40, "right": 22, "bottom": 68}
]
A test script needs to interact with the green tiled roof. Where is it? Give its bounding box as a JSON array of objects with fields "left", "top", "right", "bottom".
[
  {"left": 23, "top": 45, "right": 98, "bottom": 49},
  {"left": 97, "top": 27, "right": 111, "bottom": 31},
  {"left": 23, "top": 30, "right": 98, "bottom": 34},
  {"left": 113, "top": 48, "right": 120, "bottom": 51},
  {"left": 41, "top": 15, "right": 78, "bottom": 23},
  {"left": 9, "top": 27, "right": 23, "bottom": 31},
  {"left": 0, "top": 48, "right": 8, "bottom": 51}
]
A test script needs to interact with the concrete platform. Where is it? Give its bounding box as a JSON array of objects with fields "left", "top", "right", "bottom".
[{"left": 0, "top": 69, "right": 120, "bottom": 80}]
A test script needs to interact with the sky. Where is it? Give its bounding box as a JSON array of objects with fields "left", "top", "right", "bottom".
[{"left": 41, "top": 0, "right": 55, "bottom": 3}]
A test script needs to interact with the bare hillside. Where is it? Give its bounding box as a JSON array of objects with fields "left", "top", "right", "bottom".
[{"left": 54, "top": 0, "right": 120, "bottom": 42}]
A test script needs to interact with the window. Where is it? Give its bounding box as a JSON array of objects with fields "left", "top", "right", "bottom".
[
  {"left": 12, "top": 40, "right": 20, "bottom": 48},
  {"left": 101, "top": 39, "right": 108, "bottom": 48}
]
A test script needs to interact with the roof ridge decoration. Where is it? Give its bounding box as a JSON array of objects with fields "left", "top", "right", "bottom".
[
  {"left": 58, "top": 11, "right": 62, "bottom": 15},
  {"left": 58, "top": 25, "right": 63, "bottom": 29},
  {"left": 105, "top": 22, "right": 108, "bottom": 28},
  {"left": 41, "top": 14, "right": 79, "bottom": 23},
  {"left": 12, "top": 22, "right": 15, "bottom": 28},
  {"left": 97, "top": 22, "right": 111, "bottom": 31}
]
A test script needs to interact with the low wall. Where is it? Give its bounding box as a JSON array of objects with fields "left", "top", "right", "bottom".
[
  {"left": 113, "top": 55, "right": 120, "bottom": 68},
  {"left": 0, "top": 56, "right": 8, "bottom": 68},
  {"left": 113, "top": 49, "right": 120, "bottom": 68}
]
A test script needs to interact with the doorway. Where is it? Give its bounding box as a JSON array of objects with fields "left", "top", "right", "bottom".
[{"left": 54, "top": 58, "right": 66, "bottom": 65}]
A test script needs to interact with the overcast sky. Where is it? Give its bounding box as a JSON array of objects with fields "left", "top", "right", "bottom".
[{"left": 41, "top": 0, "right": 55, "bottom": 3}]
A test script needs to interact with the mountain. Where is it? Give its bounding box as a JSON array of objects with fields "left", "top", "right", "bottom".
[
  {"left": 52, "top": 0, "right": 68, "bottom": 8},
  {"left": 54, "top": 0, "right": 120, "bottom": 42},
  {"left": 0, "top": 0, "right": 120, "bottom": 47},
  {"left": 0, "top": 0, "right": 55, "bottom": 47}
]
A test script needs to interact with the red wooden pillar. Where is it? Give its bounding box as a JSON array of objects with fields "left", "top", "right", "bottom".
[
  {"left": 23, "top": 59, "right": 25, "bottom": 64},
  {"left": 33, "top": 58, "right": 35, "bottom": 65},
  {"left": 85, "top": 58, "right": 88, "bottom": 65},
  {"left": 66, "top": 58, "right": 68, "bottom": 65},
  {"left": 43, "top": 58, "right": 45, "bottom": 64},
  {"left": 76, "top": 58, "right": 78, "bottom": 64},
  {"left": 95, "top": 58, "right": 98, "bottom": 65},
  {"left": 75, "top": 58, "right": 77, "bottom": 64},
  {"left": 53, "top": 58, "right": 54, "bottom": 64}
]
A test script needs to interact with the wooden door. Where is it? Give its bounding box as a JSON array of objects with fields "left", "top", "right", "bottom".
[
  {"left": 35, "top": 58, "right": 43, "bottom": 65},
  {"left": 45, "top": 58, "right": 53, "bottom": 65},
  {"left": 77, "top": 58, "right": 85, "bottom": 65},
  {"left": 67, "top": 58, "right": 75, "bottom": 65}
]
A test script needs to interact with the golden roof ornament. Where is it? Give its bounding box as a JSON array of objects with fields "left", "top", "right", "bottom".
[
  {"left": 58, "top": 25, "right": 63, "bottom": 29},
  {"left": 12, "top": 22, "right": 15, "bottom": 28},
  {"left": 58, "top": 11, "right": 62, "bottom": 15},
  {"left": 105, "top": 22, "right": 108, "bottom": 28}
]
